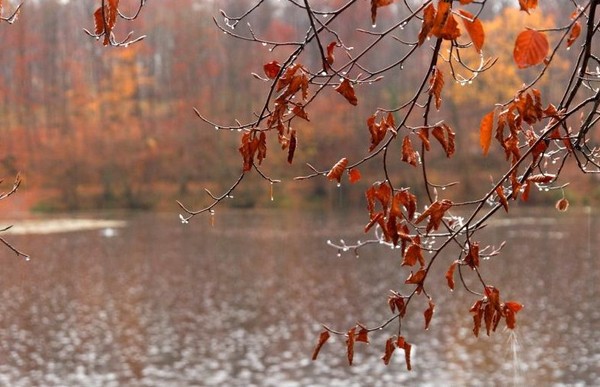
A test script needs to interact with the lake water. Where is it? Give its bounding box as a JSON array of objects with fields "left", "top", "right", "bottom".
[{"left": 0, "top": 208, "right": 598, "bottom": 386}]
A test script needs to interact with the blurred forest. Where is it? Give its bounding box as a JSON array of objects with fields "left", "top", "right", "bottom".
[{"left": 0, "top": 0, "right": 597, "bottom": 212}]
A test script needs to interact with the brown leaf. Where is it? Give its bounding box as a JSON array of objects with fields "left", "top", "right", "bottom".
[
  {"left": 367, "top": 113, "right": 392, "bottom": 152},
  {"left": 555, "top": 198, "right": 569, "bottom": 212},
  {"left": 401, "top": 136, "right": 418, "bottom": 167},
  {"left": 432, "top": 123, "right": 455, "bottom": 157},
  {"left": 264, "top": 61, "right": 281, "bottom": 79},
  {"left": 429, "top": 68, "right": 444, "bottom": 110},
  {"left": 402, "top": 239, "right": 423, "bottom": 267},
  {"left": 566, "top": 21, "right": 581, "bottom": 48},
  {"left": 445, "top": 260, "right": 459, "bottom": 290},
  {"left": 326, "top": 41, "right": 337, "bottom": 66},
  {"left": 371, "top": 0, "right": 394, "bottom": 25},
  {"left": 439, "top": 14, "right": 461, "bottom": 41},
  {"left": 287, "top": 130, "right": 297, "bottom": 164},
  {"left": 292, "top": 105, "right": 309, "bottom": 121},
  {"left": 470, "top": 299, "right": 483, "bottom": 337},
  {"left": 348, "top": 168, "right": 361, "bottom": 183},
  {"left": 327, "top": 158, "right": 349, "bottom": 183},
  {"left": 458, "top": 10, "right": 484, "bottom": 52},
  {"left": 496, "top": 186, "right": 509, "bottom": 212},
  {"left": 311, "top": 330, "right": 330, "bottom": 360},
  {"left": 464, "top": 241, "right": 480, "bottom": 269},
  {"left": 398, "top": 337, "right": 412, "bottom": 371},
  {"left": 431, "top": 0, "right": 452, "bottom": 38},
  {"left": 513, "top": 29, "right": 549, "bottom": 69},
  {"left": 418, "top": 4, "right": 436, "bottom": 46},
  {"left": 336, "top": 78, "right": 358, "bottom": 106},
  {"left": 346, "top": 327, "right": 356, "bottom": 366},
  {"left": 381, "top": 337, "right": 396, "bottom": 365},
  {"left": 356, "top": 325, "right": 370, "bottom": 344},
  {"left": 414, "top": 199, "right": 453, "bottom": 233},
  {"left": 257, "top": 131, "right": 267, "bottom": 165},
  {"left": 424, "top": 300, "right": 435, "bottom": 330},
  {"left": 484, "top": 302, "right": 495, "bottom": 336},
  {"left": 405, "top": 268, "right": 426, "bottom": 294},
  {"left": 480, "top": 111, "right": 494, "bottom": 156},
  {"left": 387, "top": 291, "right": 406, "bottom": 316}
]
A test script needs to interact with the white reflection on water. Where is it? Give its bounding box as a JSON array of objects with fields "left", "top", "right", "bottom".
[{"left": 0, "top": 209, "right": 598, "bottom": 386}]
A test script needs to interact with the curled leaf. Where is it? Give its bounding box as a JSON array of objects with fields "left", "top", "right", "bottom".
[
  {"left": 371, "top": 0, "right": 394, "bottom": 25},
  {"left": 555, "top": 198, "right": 569, "bottom": 212},
  {"left": 327, "top": 158, "right": 349, "bottom": 183},
  {"left": 381, "top": 337, "right": 396, "bottom": 365},
  {"left": 348, "top": 168, "right": 362, "bottom": 183},
  {"left": 445, "top": 260, "right": 459, "bottom": 290},
  {"left": 264, "top": 61, "right": 281, "bottom": 79},
  {"left": 428, "top": 68, "right": 444, "bottom": 110},
  {"left": 336, "top": 78, "right": 358, "bottom": 106},
  {"left": 424, "top": 300, "right": 435, "bottom": 330},
  {"left": 311, "top": 330, "right": 330, "bottom": 360}
]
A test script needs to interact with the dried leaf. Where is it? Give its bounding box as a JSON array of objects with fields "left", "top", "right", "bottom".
[
  {"left": 348, "top": 168, "right": 361, "bottom": 183},
  {"left": 327, "top": 158, "right": 349, "bottom": 183},
  {"left": 381, "top": 337, "right": 396, "bottom": 365},
  {"left": 458, "top": 10, "right": 484, "bottom": 52},
  {"left": 402, "top": 240, "right": 423, "bottom": 267},
  {"left": 556, "top": 198, "right": 569, "bottom": 212},
  {"left": 439, "top": 14, "right": 461, "bottom": 41},
  {"left": 311, "top": 330, "right": 330, "bottom": 360},
  {"left": 414, "top": 199, "right": 453, "bottom": 233},
  {"left": 405, "top": 268, "right": 427, "bottom": 294},
  {"left": 264, "top": 61, "right": 281, "bottom": 79},
  {"left": 326, "top": 41, "right": 337, "bottom": 66},
  {"left": 465, "top": 241, "right": 480, "bottom": 269},
  {"left": 401, "top": 136, "right": 418, "bottom": 167},
  {"left": 399, "top": 337, "right": 412, "bottom": 371},
  {"left": 445, "top": 260, "right": 459, "bottom": 290},
  {"left": 424, "top": 300, "right": 435, "bottom": 330},
  {"left": 480, "top": 111, "right": 494, "bottom": 156},
  {"left": 431, "top": 0, "right": 452, "bottom": 38},
  {"left": 346, "top": 327, "right": 356, "bottom": 366},
  {"left": 336, "top": 78, "right": 358, "bottom": 106},
  {"left": 287, "top": 130, "right": 297, "bottom": 164},
  {"left": 356, "top": 325, "right": 370, "bottom": 344},
  {"left": 371, "top": 0, "right": 394, "bottom": 25},
  {"left": 566, "top": 21, "right": 581, "bottom": 48},
  {"left": 496, "top": 186, "right": 509, "bottom": 212},
  {"left": 257, "top": 132, "right": 267, "bottom": 165},
  {"left": 292, "top": 105, "right": 309, "bottom": 121},
  {"left": 429, "top": 68, "right": 444, "bottom": 110},
  {"left": 418, "top": 4, "right": 436, "bottom": 46},
  {"left": 513, "top": 29, "right": 549, "bottom": 69},
  {"left": 432, "top": 123, "right": 455, "bottom": 157},
  {"left": 388, "top": 291, "right": 406, "bottom": 315}
]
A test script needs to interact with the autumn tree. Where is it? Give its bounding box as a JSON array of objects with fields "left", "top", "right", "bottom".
[{"left": 174, "top": 0, "right": 600, "bottom": 370}]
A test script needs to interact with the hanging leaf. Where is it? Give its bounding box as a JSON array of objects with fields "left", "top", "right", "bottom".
[
  {"left": 348, "top": 168, "right": 362, "bottom": 183},
  {"left": 257, "top": 131, "right": 267, "bottom": 165},
  {"left": 292, "top": 105, "right": 309, "bottom": 121},
  {"left": 388, "top": 291, "right": 406, "bottom": 316},
  {"left": 405, "top": 268, "right": 427, "bottom": 294},
  {"left": 555, "top": 198, "right": 569, "bottom": 212},
  {"left": 470, "top": 300, "right": 483, "bottom": 337},
  {"left": 445, "top": 260, "right": 459, "bottom": 290},
  {"left": 458, "top": 10, "right": 485, "bottom": 53},
  {"left": 381, "top": 337, "right": 396, "bottom": 365},
  {"left": 397, "top": 336, "right": 412, "bottom": 371},
  {"left": 431, "top": 0, "right": 452, "bottom": 38},
  {"left": 428, "top": 68, "right": 444, "bottom": 110},
  {"left": 418, "top": 4, "right": 436, "bottom": 46},
  {"left": 327, "top": 158, "right": 349, "bottom": 182},
  {"left": 503, "top": 301, "right": 524, "bottom": 329},
  {"left": 431, "top": 123, "right": 455, "bottom": 157},
  {"left": 336, "top": 78, "right": 358, "bottom": 106},
  {"left": 402, "top": 239, "right": 424, "bottom": 267},
  {"left": 287, "top": 130, "right": 297, "bottom": 164},
  {"left": 326, "top": 41, "right": 337, "bottom": 67},
  {"left": 518, "top": 0, "right": 538, "bottom": 13},
  {"left": 371, "top": 0, "right": 394, "bottom": 25},
  {"left": 414, "top": 199, "right": 453, "bottom": 233},
  {"left": 346, "top": 327, "right": 356, "bottom": 366},
  {"left": 424, "top": 300, "right": 435, "bottom": 330},
  {"left": 566, "top": 22, "right": 581, "bottom": 48},
  {"left": 479, "top": 111, "right": 494, "bottom": 156},
  {"left": 513, "top": 29, "right": 549, "bottom": 69},
  {"left": 311, "top": 330, "right": 331, "bottom": 360},
  {"left": 439, "top": 14, "right": 461, "bottom": 41},
  {"left": 356, "top": 325, "right": 370, "bottom": 344},
  {"left": 401, "top": 136, "right": 418, "bottom": 167},
  {"left": 464, "top": 241, "right": 480, "bottom": 269},
  {"left": 263, "top": 61, "right": 281, "bottom": 79}
]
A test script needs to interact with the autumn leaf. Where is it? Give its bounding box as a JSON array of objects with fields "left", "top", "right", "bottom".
[
  {"left": 264, "top": 61, "right": 281, "bottom": 79},
  {"left": 336, "top": 78, "right": 358, "bottom": 106},
  {"left": 356, "top": 325, "right": 370, "bottom": 344},
  {"left": 397, "top": 337, "right": 412, "bottom": 371},
  {"left": 518, "top": 0, "right": 538, "bottom": 14},
  {"left": 311, "top": 330, "right": 330, "bottom": 360},
  {"left": 402, "top": 238, "right": 424, "bottom": 267},
  {"left": 371, "top": 0, "right": 394, "bottom": 25},
  {"left": 401, "top": 136, "right": 418, "bottom": 167},
  {"left": 257, "top": 131, "right": 267, "bottom": 164},
  {"left": 470, "top": 300, "right": 483, "bottom": 337},
  {"left": 513, "top": 29, "right": 549, "bottom": 69},
  {"left": 348, "top": 168, "right": 361, "bottom": 183},
  {"left": 381, "top": 337, "right": 396, "bottom": 365},
  {"left": 464, "top": 241, "right": 480, "bottom": 269},
  {"left": 439, "top": 14, "right": 461, "bottom": 41},
  {"left": 556, "top": 198, "right": 569, "bottom": 212},
  {"left": 415, "top": 199, "right": 453, "bottom": 233},
  {"left": 445, "top": 260, "right": 459, "bottom": 290},
  {"left": 292, "top": 105, "right": 309, "bottom": 121},
  {"left": 388, "top": 291, "right": 406, "bottom": 316},
  {"left": 566, "top": 22, "right": 581, "bottom": 48},
  {"left": 424, "top": 299, "right": 435, "bottom": 330},
  {"left": 287, "top": 130, "right": 297, "bottom": 164},
  {"left": 431, "top": 123, "right": 455, "bottom": 157},
  {"left": 479, "top": 111, "right": 494, "bottom": 156},
  {"left": 503, "top": 301, "right": 524, "bottom": 329},
  {"left": 458, "top": 10, "right": 484, "bottom": 53},
  {"left": 496, "top": 186, "right": 509, "bottom": 212},
  {"left": 431, "top": 0, "right": 451, "bottom": 38},
  {"left": 428, "top": 68, "right": 444, "bottom": 110},
  {"left": 367, "top": 113, "right": 393, "bottom": 152},
  {"left": 405, "top": 268, "right": 427, "bottom": 294},
  {"left": 327, "top": 158, "right": 349, "bottom": 183},
  {"left": 418, "top": 4, "right": 436, "bottom": 46},
  {"left": 346, "top": 327, "right": 356, "bottom": 366}
]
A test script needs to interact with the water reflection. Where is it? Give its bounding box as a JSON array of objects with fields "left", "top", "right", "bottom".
[{"left": 0, "top": 209, "right": 598, "bottom": 385}]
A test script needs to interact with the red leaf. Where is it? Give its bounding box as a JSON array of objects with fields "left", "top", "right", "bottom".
[
  {"left": 398, "top": 337, "right": 412, "bottom": 371},
  {"left": 257, "top": 131, "right": 267, "bottom": 165},
  {"left": 518, "top": 0, "right": 538, "bottom": 13},
  {"left": 401, "top": 136, "right": 418, "bottom": 167},
  {"left": 555, "top": 198, "right": 569, "bottom": 212},
  {"left": 311, "top": 330, "right": 330, "bottom": 360},
  {"left": 402, "top": 240, "right": 423, "bottom": 267},
  {"left": 356, "top": 325, "right": 370, "bottom": 344},
  {"left": 327, "top": 158, "right": 349, "bottom": 183},
  {"left": 480, "top": 111, "right": 494, "bottom": 156},
  {"left": 326, "top": 41, "right": 337, "bottom": 66},
  {"left": 414, "top": 199, "right": 453, "bottom": 233},
  {"left": 439, "top": 14, "right": 461, "bottom": 41},
  {"left": 371, "top": 0, "right": 394, "bottom": 25},
  {"left": 418, "top": 4, "right": 436, "bottom": 46},
  {"left": 566, "top": 21, "right": 581, "bottom": 48},
  {"left": 513, "top": 29, "right": 549, "bottom": 69},
  {"left": 287, "top": 130, "right": 297, "bottom": 164},
  {"left": 431, "top": 0, "right": 451, "bottom": 38},
  {"left": 336, "top": 78, "right": 358, "bottom": 106},
  {"left": 381, "top": 337, "right": 396, "bottom": 365},
  {"left": 445, "top": 260, "right": 459, "bottom": 290},
  {"left": 458, "top": 10, "right": 485, "bottom": 52},
  {"left": 405, "top": 268, "right": 427, "bottom": 294},
  {"left": 432, "top": 123, "right": 455, "bottom": 157},
  {"left": 348, "top": 168, "right": 362, "bottom": 183},
  {"left": 292, "top": 105, "right": 309, "bottom": 121},
  {"left": 424, "top": 300, "right": 435, "bottom": 330},
  {"left": 429, "top": 68, "right": 444, "bottom": 110},
  {"left": 465, "top": 241, "right": 480, "bottom": 269},
  {"left": 496, "top": 186, "right": 509, "bottom": 212},
  {"left": 346, "top": 327, "right": 356, "bottom": 366},
  {"left": 263, "top": 61, "right": 281, "bottom": 79}
]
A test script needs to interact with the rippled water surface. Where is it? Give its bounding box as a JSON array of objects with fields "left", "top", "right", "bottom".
[{"left": 0, "top": 209, "right": 598, "bottom": 386}]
